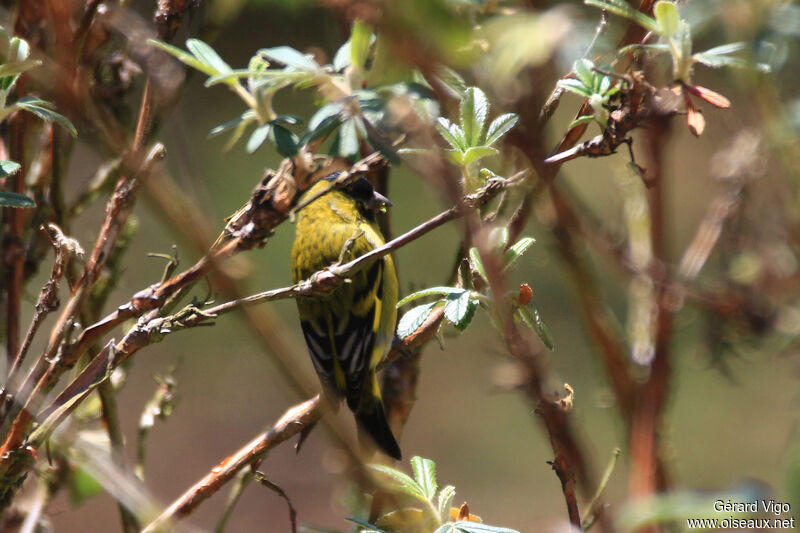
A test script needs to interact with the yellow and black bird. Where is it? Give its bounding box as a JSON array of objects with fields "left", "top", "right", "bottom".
[{"left": 291, "top": 174, "right": 401, "bottom": 460}]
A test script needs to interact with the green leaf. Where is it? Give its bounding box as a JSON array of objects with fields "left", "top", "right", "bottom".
[
  {"left": 460, "top": 146, "right": 499, "bottom": 167},
  {"left": 345, "top": 516, "right": 389, "bottom": 533},
  {"left": 654, "top": 0, "right": 680, "bottom": 38},
  {"left": 333, "top": 41, "right": 352, "bottom": 71},
  {"left": 443, "top": 290, "right": 478, "bottom": 331},
  {"left": 503, "top": 237, "right": 536, "bottom": 268},
  {"left": 469, "top": 247, "right": 487, "bottom": 282},
  {"left": 397, "top": 302, "right": 440, "bottom": 339},
  {"left": 557, "top": 78, "right": 592, "bottom": 98},
  {"left": 186, "top": 39, "right": 232, "bottom": 75},
  {"left": 0, "top": 191, "right": 35, "bottom": 208},
  {"left": 618, "top": 42, "right": 671, "bottom": 56},
  {"left": 410, "top": 456, "right": 438, "bottom": 500},
  {"left": 149, "top": 38, "right": 212, "bottom": 75},
  {"left": 0, "top": 58, "right": 41, "bottom": 80},
  {"left": 434, "top": 66, "right": 468, "bottom": 98},
  {"left": 209, "top": 113, "right": 249, "bottom": 138},
  {"left": 517, "top": 302, "right": 554, "bottom": 350},
  {"left": 274, "top": 114, "right": 302, "bottom": 126},
  {"left": 0, "top": 160, "right": 21, "bottom": 178},
  {"left": 369, "top": 464, "right": 427, "bottom": 501},
  {"left": 460, "top": 87, "right": 489, "bottom": 146},
  {"left": 700, "top": 42, "right": 746, "bottom": 57},
  {"left": 259, "top": 46, "right": 319, "bottom": 71},
  {"left": 574, "top": 59, "right": 595, "bottom": 89},
  {"left": 436, "top": 117, "right": 466, "bottom": 152},
  {"left": 69, "top": 466, "right": 104, "bottom": 505},
  {"left": 0, "top": 36, "right": 31, "bottom": 91},
  {"left": 437, "top": 485, "right": 456, "bottom": 524},
  {"left": 205, "top": 68, "right": 252, "bottom": 87},
  {"left": 350, "top": 20, "right": 373, "bottom": 70},
  {"left": 436, "top": 523, "right": 521, "bottom": 533},
  {"left": 484, "top": 113, "right": 518, "bottom": 146},
  {"left": 270, "top": 123, "right": 299, "bottom": 156},
  {"left": 375, "top": 508, "right": 430, "bottom": 531},
  {"left": 15, "top": 97, "right": 77, "bottom": 136},
  {"left": 397, "top": 286, "right": 465, "bottom": 308},
  {"left": 337, "top": 117, "right": 360, "bottom": 158},
  {"left": 584, "top": 0, "right": 660, "bottom": 33},
  {"left": 567, "top": 114, "right": 597, "bottom": 130},
  {"left": 246, "top": 123, "right": 271, "bottom": 153},
  {"left": 8, "top": 36, "right": 31, "bottom": 63}
]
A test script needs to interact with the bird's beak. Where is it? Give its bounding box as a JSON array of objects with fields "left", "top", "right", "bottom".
[{"left": 367, "top": 191, "right": 392, "bottom": 211}]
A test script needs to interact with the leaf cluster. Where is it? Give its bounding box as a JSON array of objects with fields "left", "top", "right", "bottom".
[
  {"left": 350, "top": 456, "right": 519, "bottom": 533},
  {"left": 397, "top": 228, "right": 552, "bottom": 351},
  {"left": 0, "top": 28, "right": 76, "bottom": 208}
]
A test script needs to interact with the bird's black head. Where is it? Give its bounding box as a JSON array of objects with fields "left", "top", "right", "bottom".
[{"left": 324, "top": 174, "right": 391, "bottom": 221}]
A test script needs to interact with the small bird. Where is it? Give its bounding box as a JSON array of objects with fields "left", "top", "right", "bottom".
[{"left": 291, "top": 174, "right": 401, "bottom": 460}]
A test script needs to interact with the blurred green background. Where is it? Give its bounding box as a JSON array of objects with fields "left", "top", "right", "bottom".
[{"left": 21, "top": 1, "right": 797, "bottom": 531}]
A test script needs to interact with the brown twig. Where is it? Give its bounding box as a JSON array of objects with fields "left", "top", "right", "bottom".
[
  {"left": 8, "top": 225, "right": 79, "bottom": 379},
  {"left": 141, "top": 396, "right": 322, "bottom": 532}
]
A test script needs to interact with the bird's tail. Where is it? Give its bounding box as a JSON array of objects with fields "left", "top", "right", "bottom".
[{"left": 355, "top": 377, "right": 401, "bottom": 460}]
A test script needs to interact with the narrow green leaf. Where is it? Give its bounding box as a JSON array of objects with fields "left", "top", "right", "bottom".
[
  {"left": 469, "top": 247, "right": 487, "bottom": 282},
  {"left": 397, "top": 302, "right": 440, "bottom": 339},
  {"left": 443, "top": 290, "right": 478, "bottom": 331},
  {"left": 503, "top": 237, "right": 536, "bottom": 268},
  {"left": 209, "top": 114, "right": 247, "bottom": 138},
  {"left": 0, "top": 191, "right": 35, "bottom": 208},
  {"left": 345, "top": 516, "right": 389, "bottom": 533},
  {"left": 397, "top": 287, "right": 465, "bottom": 308},
  {"left": 410, "top": 456, "right": 438, "bottom": 500},
  {"left": 461, "top": 146, "right": 498, "bottom": 167},
  {"left": 557, "top": 78, "right": 593, "bottom": 98},
  {"left": 448, "top": 522, "right": 521, "bottom": 533},
  {"left": 460, "top": 87, "right": 489, "bottom": 146},
  {"left": 484, "top": 113, "right": 519, "bottom": 146},
  {"left": 618, "top": 43, "right": 671, "bottom": 56},
  {"left": 259, "top": 46, "right": 319, "bottom": 71},
  {"left": 309, "top": 102, "right": 344, "bottom": 131},
  {"left": 584, "top": 0, "right": 660, "bottom": 33},
  {"left": 333, "top": 40, "right": 352, "bottom": 71},
  {"left": 246, "top": 123, "right": 271, "bottom": 153},
  {"left": 186, "top": 39, "right": 232, "bottom": 74},
  {"left": 350, "top": 20, "right": 373, "bottom": 70},
  {"left": 205, "top": 68, "right": 252, "bottom": 87},
  {"left": 15, "top": 98, "right": 77, "bottom": 136},
  {"left": 369, "top": 464, "right": 427, "bottom": 501},
  {"left": 8, "top": 36, "right": 31, "bottom": 63},
  {"left": 437, "top": 485, "right": 456, "bottom": 524},
  {"left": 270, "top": 123, "right": 299, "bottom": 156},
  {"left": 0, "top": 160, "right": 21, "bottom": 178},
  {"left": 273, "top": 114, "right": 302, "bottom": 126},
  {"left": 574, "top": 59, "right": 595, "bottom": 89},
  {"left": 435, "top": 65, "right": 468, "bottom": 97},
  {"left": 568, "top": 115, "right": 597, "bottom": 130},
  {"left": 517, "top": 302, "right": 554, "bottom": 350},
  {"left": 654, "top": 0, "right": 680, "bottom": 38},
  {"left": 0, "top": 58, "right": 41, "bottom": 80},
  {"left": 700, "top": 42, "right": 746, "bottom": 57},
  {"left": 302, "top": 114, "right": 342, "bottom": 146},
  {"left": 224, "top": 115, "right": 256, "bottom": 152},
  {"left": 337, "top": 118, "right": 360, "bottom": 158},
  {"left": 149, "top": 39, "right": 215, "bottom": 76},
  {"left": 436, "top": 117, "right": 466, "bottom": 152}
]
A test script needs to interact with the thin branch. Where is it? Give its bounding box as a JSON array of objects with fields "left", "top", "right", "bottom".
[{"left": 141, "top": 396, "right": 323, "bottom": 533}]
